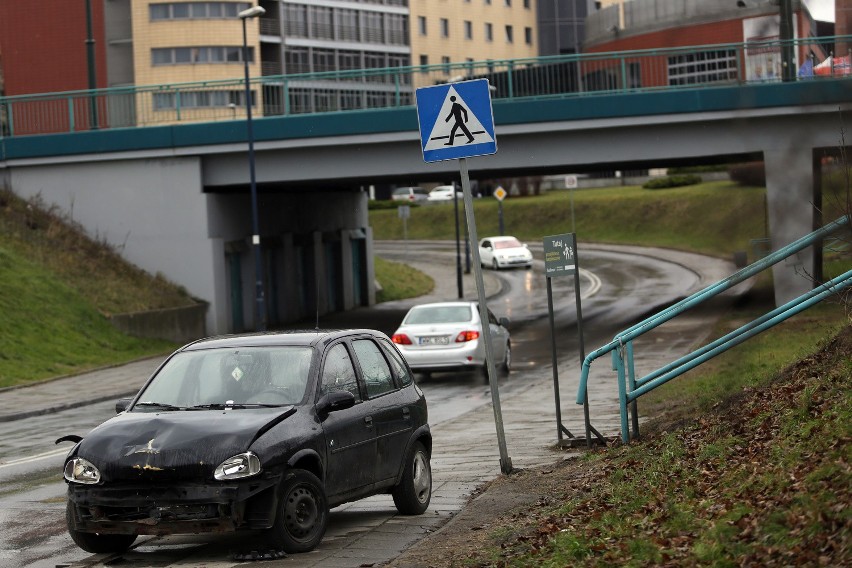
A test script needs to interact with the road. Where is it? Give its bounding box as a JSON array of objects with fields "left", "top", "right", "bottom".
[{"left": 0, "top": 240, "right": 728, "bottom": 568}]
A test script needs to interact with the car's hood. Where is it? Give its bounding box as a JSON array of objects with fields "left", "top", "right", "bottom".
[{"left": 74, "top": 407, "right": 294, "bottom": 482}]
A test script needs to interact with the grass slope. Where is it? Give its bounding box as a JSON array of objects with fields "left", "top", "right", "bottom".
[{"left": 0, "top": 189, "right": 190, "bottom": 387}]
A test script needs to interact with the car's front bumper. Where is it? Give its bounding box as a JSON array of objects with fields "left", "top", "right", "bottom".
[{"left": 66, "top": 473, "right": 281, "bottom": 536}]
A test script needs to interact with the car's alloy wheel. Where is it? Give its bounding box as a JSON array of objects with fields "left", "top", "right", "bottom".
[
  {"left": 267, "top": 469, "right": 328, "bottom": 553},
  {"left": 392, "top": 441, "right": 432, "bottom": 515},
  {"left": 492, "top": 258, "right": 499, "bottom": 270},
  {"left": 66, "top": 501, "right": 137, "bottom": 554}
]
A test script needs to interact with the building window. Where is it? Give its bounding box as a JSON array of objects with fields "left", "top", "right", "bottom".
[
  {"left": 152, "top": 46, "right": 253, "bottom": 65},
  {"left": 485, "top": 0, "right": 491, "bottom": 4},
  {"left": 362, "top": 12, "right": 384, "bottom": 43},
  {"left": 386, "top": 14, "right": 408, "bottom": 45},
  {"left": 284, "top": 4, "right": 307, "bottom": 37},
  {"left": 338, "top": 50, "right": 362, "bottom": 72},
  {"left": 524, "top": 0, "right": 530, "bottom": 7},
  {"left": 505, "top": 25, "right": 513, "bottom": 43},
  {"left": 150, "top": 2, "right": 251, "bottom": 20},
  {"left": 505, "top": 0, "right": 511, "bottom": 6},
  {"left": 285, "top": 47, "right": 310, "bottom": 74},
  {"left": 420, "top": 54, "right": 429, "bottom": 66},
  {"left": 464, "top": 21, "right": 472, "bottom": 40},
  {"left": 668, "top": 49, "right": 739, "bottom": 86},
  {"left": 310, "top": 6, "right": 333, "bottom": 40},
  {"left": 153, "top": 89, "right": 252, "bottom": 110},
  {"left": 337, "top": 9, "right": 359, "bottom": 42},
  {"left": 525, "top": 26, "right": 532, "bottom": 45},
  {"left": 440, "top": 18, "right": 449, "bottom": 37},
  {"left": 485, "top": 22, "right": 493, "bottom": 42},
  {"left": 312, "top": 48, "right": 336, "bottom": 73},
  {"left": 418, "top": 16, "right": 427, "bottom": 35},
  {"left": 442, "top": 56, "right": 451, "bottom": 73}
]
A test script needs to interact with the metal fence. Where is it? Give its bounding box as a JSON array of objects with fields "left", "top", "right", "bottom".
[{"left": 1, "top": 36, "right": 850, "bottom": 138}]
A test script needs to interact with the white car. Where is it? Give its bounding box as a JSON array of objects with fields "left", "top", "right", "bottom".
[
  {"left": 391, "top": 301, "right": 510, "bottom": 382},
  {"left": 478, "top": 236, "right": 533, "bottom": 269},
  {"left": 426, "top": 185, "right": 463, "bottom": 202}
]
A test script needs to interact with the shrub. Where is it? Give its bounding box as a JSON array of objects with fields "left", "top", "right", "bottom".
[
  {"left": 643, "top": 174, "right": 702, "bottom": 189},
  {"left": 668, "top": 165, "right": 728, "bottom": 174},
  {"left": 728, "top": 162, "right": 766, "bottom": 187}
]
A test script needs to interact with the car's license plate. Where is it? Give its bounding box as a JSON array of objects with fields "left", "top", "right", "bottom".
[{"left": 419, "top": 336, "right": 449, "bottom": 345}]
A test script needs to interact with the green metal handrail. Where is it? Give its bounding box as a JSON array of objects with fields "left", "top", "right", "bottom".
[
  {"left": 1, "top": 35, "right": 849, "bottom": 138},
  {"left": 576, "top": 215, "right": 851, "bottom": 444}
]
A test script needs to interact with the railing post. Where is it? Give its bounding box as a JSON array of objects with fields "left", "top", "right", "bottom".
[
  {"left": 620, "top": 56, "right": 628, "bottom": 92},
  {"left": 283, "top": 79, "right": 290, "bottom": 115},
  {"left": 395, "top": 73, "right": 401, "bottom": 107},
  {"left": 68, "top": 97, "right": 76, "bottom": 133},
  {"left": 507, "top": 61, "right": 514, "bottom": 99},
  {"left": 612, "top": 347, "right": 630, "bottom": 443},
  {"left": 175, "top": 90, "right": 182, "bottom": 121},
  {"left": 627, "top": 341, "right": 639, "bottom": 440}
]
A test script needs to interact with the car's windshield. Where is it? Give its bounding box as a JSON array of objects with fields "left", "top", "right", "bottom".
[
  {"left": 134, "top": 346, "right": 315, "bottom": 410},
  {"left": 494, "top": 238, "right": 523, "bottom": 249},
  {"left": 404, "top": 305, "right": 472, "bottom": 324}
]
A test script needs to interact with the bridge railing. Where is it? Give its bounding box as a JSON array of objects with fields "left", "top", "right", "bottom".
[
  {"left": 1, "top": 36, "right": 850, "bottom": 137},
  {"left": 575, "top": 215, "right": 852, "bottom": 444}
]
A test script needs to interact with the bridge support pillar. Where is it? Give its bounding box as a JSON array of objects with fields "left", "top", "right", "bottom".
[{"left": 764, "top": 148, "right": 821, "bottom": 307}]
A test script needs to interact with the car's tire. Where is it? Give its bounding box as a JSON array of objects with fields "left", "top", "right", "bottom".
[
  {"left": 66, "top": 501, "right": 137, "bottom": 554},
  {"left": 492, "top": 258, "right": 499, "bottom": 270},
  {"left": 392, "top": 441, "right": 432, "bottom": 515},
  {"left": 266, "top": 469, "right": 328, "bottom": 553},
  {"left": 501, "top": 342, "right": 512, "bottom": 375}
]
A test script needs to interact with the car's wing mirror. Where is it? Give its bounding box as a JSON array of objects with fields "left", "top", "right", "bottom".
[
  {"left": 523, "top": 243, "right": 529, "bottom": 248},
  {"left": 499, "top": 316, "right": 510, "bottom": 328},
  {"left": 115, "top": 398, "right": 132, "bottom": 414},
  {"left": 316, "top": 391, "right": 356, "bottom": 416}
]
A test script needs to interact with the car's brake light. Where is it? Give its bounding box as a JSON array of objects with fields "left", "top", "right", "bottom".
[
  {"left": 392, "top": 333, "right": 412, "bottom": 345},
  {"left": 455, "top": 330, "right": 480, "bottom": 343}
]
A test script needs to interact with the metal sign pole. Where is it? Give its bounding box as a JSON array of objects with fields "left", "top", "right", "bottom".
[
  {"left": 460, "top": 157, "right": 512, "bottom": 475},
  {"left": 547, "top": 277, "right": 573, "bottom": 442}
]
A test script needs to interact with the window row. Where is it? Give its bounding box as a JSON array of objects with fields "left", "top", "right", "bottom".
[
  {"left": 152, "top": 46, "right": 254, "bottom": 66},
  {"left": 419, "top": 17, "right": 532, "bottom": 44},
  {"left": 150, "top": 2, "right": 251, "bottom": 20},
  {"left": 284, "top": 47, "right": 409, "bottom": 78},
  {"left": 474, "top": 0, "right": 532, "bottom": 5},
  {"left": 667, "top": 50, "right": 738, "bottom": 86},
  {"left": 152, "top": 89, "right": 255, "bottom": 110},
  {"left": 284, "top": 4, "right": 408, "bottom": 45}
]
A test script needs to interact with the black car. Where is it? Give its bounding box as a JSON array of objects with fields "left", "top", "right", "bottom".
[{"left": 58, "top": 330, "right": 431, "bottom": 555}]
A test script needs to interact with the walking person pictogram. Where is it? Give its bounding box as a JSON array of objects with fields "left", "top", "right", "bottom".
[{"left": 444, "top": 96, "right": 475, "bottom": 145}]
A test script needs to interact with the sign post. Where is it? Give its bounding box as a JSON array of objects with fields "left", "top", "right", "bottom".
[
  {"left": 416, "top": 79, "right": 512, "bottom": 474},
  {"left": 493, "top": 185, "right": 507, "bottom": 236},
  {"left": 543, "top": 233, "right": 605, "bottom": 448}
]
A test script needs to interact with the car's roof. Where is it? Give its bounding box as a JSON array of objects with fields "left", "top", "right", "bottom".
[
  {"left": 407, "top": 301, "right": 476, "bottom": 309},
  {"left": 482, "top": 235, "right": 521, "bottom": 242},
  {"left": 181, "top": 329, "right": 388, "bottom": 351}
]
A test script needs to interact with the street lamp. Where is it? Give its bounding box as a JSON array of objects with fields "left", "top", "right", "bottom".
[
  {"left": 84, "top": 0, "right": 98, "bottom": 129},
  {"left": 239, "top": 5, "right": 266, "bottom": 331}
]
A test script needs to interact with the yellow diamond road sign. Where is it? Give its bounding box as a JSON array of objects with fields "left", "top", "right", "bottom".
[{"left": 493, "top": 186, "right": 507, "bottom": 201}]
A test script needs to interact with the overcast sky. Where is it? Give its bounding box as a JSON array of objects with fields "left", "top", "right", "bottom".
[{"left": 803, "top": 0, "right": 835, "bottom": 22}]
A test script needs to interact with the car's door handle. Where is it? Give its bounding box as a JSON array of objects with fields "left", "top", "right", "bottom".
[
  {"left": 364, "top": 416, "right": 373, "bottom": 427},
  {"left": 402, "top": 407, "right": 410, "bottom": 419}
]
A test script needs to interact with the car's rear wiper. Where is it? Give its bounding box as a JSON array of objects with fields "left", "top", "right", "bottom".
[{"left": 134, "top": 402, "right": 185, "bottom": 411}]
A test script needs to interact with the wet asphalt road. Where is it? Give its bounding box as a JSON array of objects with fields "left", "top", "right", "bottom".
[{"left": 0, "top": 240, "right": 720, "bottom": 568}]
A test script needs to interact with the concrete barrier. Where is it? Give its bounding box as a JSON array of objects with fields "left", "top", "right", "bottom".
[{"left": 109, "top": 303, "right": 208, "bottom": 344}]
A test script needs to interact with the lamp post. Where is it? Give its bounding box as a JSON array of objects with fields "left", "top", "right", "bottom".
[
  {"left": 239, "top": 5, "right": 266, "bottom": 331},
  {"left": 84, "top": 0, "right": 98, "bottom": 129}
]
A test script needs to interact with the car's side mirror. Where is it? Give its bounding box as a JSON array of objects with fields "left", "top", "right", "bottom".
[
  {"left": 523, "top": 243, "right": 529, "bottom": 249},
  {"left": 316, "top": 391, "right": 356, "bottom": 416},
  {"left": 115, "top": 398, "right": 132, "bottom": 414},
  {"left": 499, "top": 316, "right": 510, "bottom": 328}
]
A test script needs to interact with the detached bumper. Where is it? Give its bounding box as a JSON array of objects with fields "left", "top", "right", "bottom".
[{"left": 66, "top": 474, "right": 281, "bottom": 536}]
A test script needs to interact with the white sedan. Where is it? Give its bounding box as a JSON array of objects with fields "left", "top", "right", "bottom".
[
  {"left": 391, "top": 301, "right": 511, "bottom": 382},
  {"left": 478, "top": 236, "right": 533, "bottom": 269},
  {"left": 426, "top": 185, "right": 463, "bottom": 202}
]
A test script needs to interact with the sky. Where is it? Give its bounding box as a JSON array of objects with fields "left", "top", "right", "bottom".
[{"left": 803, "top": 0, "right": 835, "bottom": 22}]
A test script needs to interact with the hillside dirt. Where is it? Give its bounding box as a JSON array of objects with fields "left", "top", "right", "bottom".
[{"left": 387, "top": 324, "right": 852, "bottom": 568}]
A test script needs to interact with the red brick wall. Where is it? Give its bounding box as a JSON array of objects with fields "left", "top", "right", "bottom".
[
  {"left": 0, "top": 1, "right": 107, "bottom": 96},
  {"left": 837, "top": 0, "right": 852, "bottom": 55}
]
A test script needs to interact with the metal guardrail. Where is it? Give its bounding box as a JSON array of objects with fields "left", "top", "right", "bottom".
[
  {"left": 1, "top": 36, "right": 850, "bottom": 138},
  {"left": 576, "top": 215, "right": 852, "bottom": 444}
]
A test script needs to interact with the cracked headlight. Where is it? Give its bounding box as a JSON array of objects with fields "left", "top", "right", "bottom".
[
  {"left": 64, "top": 457, "right": 101, "bottom": 484},
  {"left": 214, "top": 452, "right": 261, "bottom": 480}
]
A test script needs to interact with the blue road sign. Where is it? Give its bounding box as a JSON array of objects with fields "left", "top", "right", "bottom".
[{"left": 415, "top": 79, "right": 497, "bottom": 163}]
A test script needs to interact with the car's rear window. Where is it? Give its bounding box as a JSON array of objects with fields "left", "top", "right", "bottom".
[
  {"left": 404, "top": 305, "right": 472, "bottom": 324},
  {"left": 494, "top": 238, "right": 523, "bottom": 249}
]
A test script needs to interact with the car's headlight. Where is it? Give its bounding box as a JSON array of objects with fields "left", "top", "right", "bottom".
[
  {"left": 214, "top": 452, "right": 261, "bottom": 480},
  {"left": 64, "top": 457, "right": 101, "bottom": 484}
]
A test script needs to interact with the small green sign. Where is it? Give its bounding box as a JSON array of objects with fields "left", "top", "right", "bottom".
[{"left": 543, "top": 233, "right": 576, "bottom": 277}]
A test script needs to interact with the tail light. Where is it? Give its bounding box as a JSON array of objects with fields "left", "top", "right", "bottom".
[
  {"left": 392, "top": 334, "right": 412, "bottom": 345},
  {"left": 455, "top": 330, "right": 480, "bottom": 343}
]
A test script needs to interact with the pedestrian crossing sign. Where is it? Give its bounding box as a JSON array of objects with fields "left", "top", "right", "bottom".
[{"left": 415, "top": 79, "right": 497, "bottom": 163}]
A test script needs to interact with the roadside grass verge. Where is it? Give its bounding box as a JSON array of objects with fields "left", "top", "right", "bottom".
[
  {"left": 471, "top": 309, "right": 850, "bottom": 567},
  {"left": 374, "top": 256, "right": 435, "bottom": 303}
]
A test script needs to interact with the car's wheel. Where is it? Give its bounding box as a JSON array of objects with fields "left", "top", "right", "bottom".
[
  {"left": 492, "top": 258, "right": 499, "bottom": 270},
  {"left": 266, "top": 469, "right": 328, "bottom": 553},
  {"left": 501, "top": 342, "right": 512, "bottom": 375},
  {"left": 66, "top": 501, "right": 137, "bottom": 554},
  {"left": 392, "top": 441, "right": 432, "bottom": 515}
]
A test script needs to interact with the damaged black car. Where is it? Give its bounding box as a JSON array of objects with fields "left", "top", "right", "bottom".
[{"left": 58, "top": 329, "right": 431, "bottom": 554}]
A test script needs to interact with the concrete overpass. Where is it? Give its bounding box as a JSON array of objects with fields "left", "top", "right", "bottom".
[{"left": 1, "top": 79, "right": 850, "bottom": 335}]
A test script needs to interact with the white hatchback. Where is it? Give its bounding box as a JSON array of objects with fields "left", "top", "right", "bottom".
[
  {"left": 478, "top": 236, "right": 533, "bottom": 269},
  {"left": 391, "top": 301, "right": 510, "bottom": 382}
]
